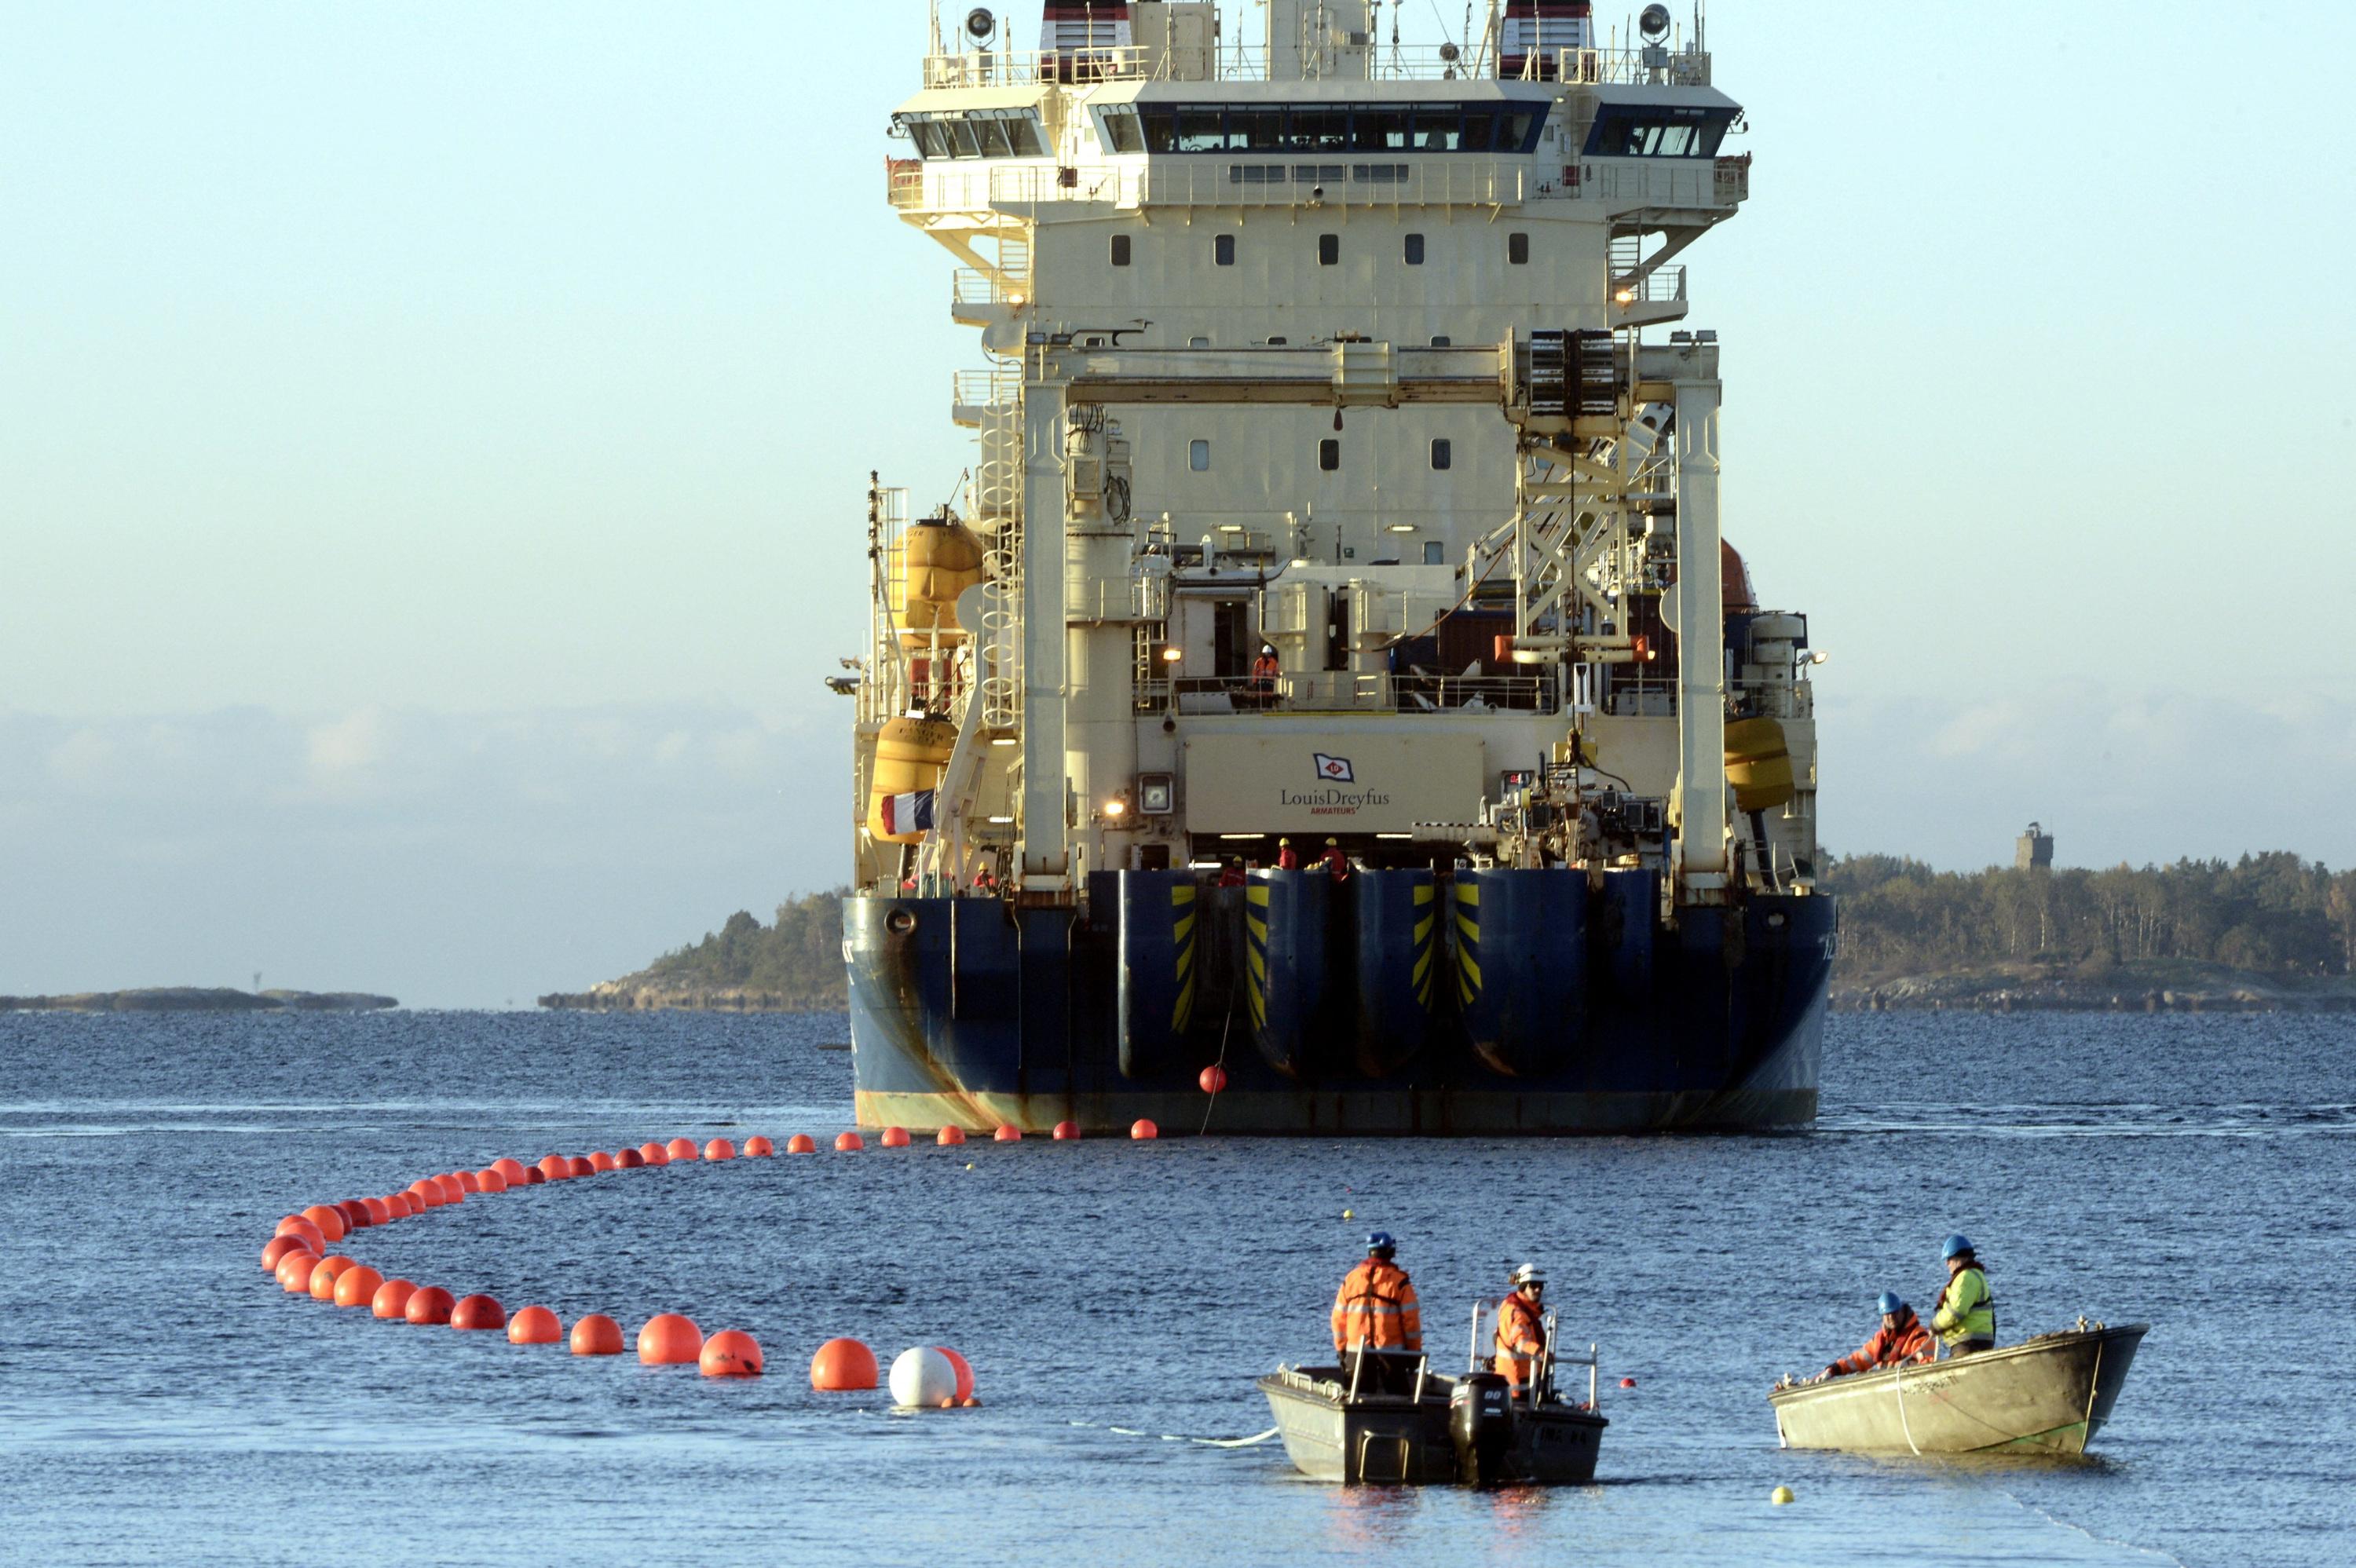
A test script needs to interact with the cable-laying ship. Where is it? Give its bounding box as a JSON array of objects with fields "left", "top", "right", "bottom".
[{"left": 838, "top": 0, "right": 1832, "bottom": 1133}]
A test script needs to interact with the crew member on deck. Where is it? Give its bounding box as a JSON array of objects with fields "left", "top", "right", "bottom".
[
  {"left": 1277, "top": 837, "right": 1301, "bottom": 870},
  {"left": 1320, "top": 838, "right": 1351, "bottom": 881},
  {"left": 1814, "top": 1291, "right": 1932, "bottom": 1380},
  {"left": 1249, "top": 643, "right": 1280, "bottom": 705},
  {"left": 1494, "top": 1263, "right": 1548, "bottom": 1394},
  {"left": 1931, "top": 1234, "right": 1996, "bottom": 1355},
  {"left": 1332, "top": 1232, "right": 1422, "bottom": 1355}
]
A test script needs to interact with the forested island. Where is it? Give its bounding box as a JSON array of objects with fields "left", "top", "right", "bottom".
[{"left": 541, "top": 853, "right": 2356, "bottom": 1015}]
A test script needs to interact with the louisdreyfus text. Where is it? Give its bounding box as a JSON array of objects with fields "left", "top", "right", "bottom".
[{"left": 1280, "top": 787, "right": 1394, "bottom": 815}]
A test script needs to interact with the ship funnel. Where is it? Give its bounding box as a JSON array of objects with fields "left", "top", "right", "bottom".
[
  {"left": 1500, "top": 1, "right": 1593, "bottom": 80},
  {"left": 1039, "top": 1, "right": 1132, "bottom": 53}
]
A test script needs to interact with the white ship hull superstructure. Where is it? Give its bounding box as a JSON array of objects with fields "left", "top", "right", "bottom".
[{"left": 840, "top": 2, "right": 1831, "bottom": 1134}]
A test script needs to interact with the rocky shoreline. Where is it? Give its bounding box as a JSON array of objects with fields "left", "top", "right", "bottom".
[
  {"left": 1835, "top": 960, "right": 2356, "bottom": 1014},
  {"left": 536, "top": 981, "right": 837, "bottom": 1013},
  {"left": 2, "top": 987, "right": 398, "bottom": 1013}
]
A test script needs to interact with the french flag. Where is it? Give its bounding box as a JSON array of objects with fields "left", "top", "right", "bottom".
[
  {"left": 1500, "top": 0, "right": 1593, "bottom": 79},
  {"left": 881, "top": 790, "right": 936, "bottom": 836}
]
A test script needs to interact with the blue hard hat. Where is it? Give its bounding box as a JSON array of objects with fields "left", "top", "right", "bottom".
[
  {"left": 1366, "top": 1231, "right": 1396, "bottom": 1252},
  {"left": 1941, "top": 1234, "right": 1974, "bottom": 1260},
  {"left": 1876, "top": 1291, "right": 1904, "bottom": 1316}
]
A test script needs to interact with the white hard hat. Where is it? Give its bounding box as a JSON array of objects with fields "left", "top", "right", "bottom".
[{"left": 1511, "top": 1263, "right": 1546, "bottom": 1285}]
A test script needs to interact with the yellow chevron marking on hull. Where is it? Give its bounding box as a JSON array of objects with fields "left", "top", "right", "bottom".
[
  {"left": 1413, "top": 914, "right": 1432, "bottom": 944},
  {"left": 1246, "top": 885, "right": 1270, "bottom": 907},
  {"left": 1412, "top": 945, "right": 1433, "bottom": 985},
  {"left": 1413, "top": 884, "right": 1434, "bottom": 905},
  {"left": 1171, "top": 885, "right": 1194, "bottom": 905},
  {"left": 1455, "top": 883, "right": 1479, "bottom": 905},
  {"left": 1456, "top": 912, "right": 1479, "bottom": 944},
  {"left": 1247, "top": 915, "right": 1267, "bottom": 942}
]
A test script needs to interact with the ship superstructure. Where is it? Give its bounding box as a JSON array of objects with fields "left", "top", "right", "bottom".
[{"left": 840, "top": 1, "right": 1832, "bottom": 1133}]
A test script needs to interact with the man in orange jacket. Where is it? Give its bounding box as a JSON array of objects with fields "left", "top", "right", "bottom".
[
  {"left": 1494, "top": 1263, "right": 1549, "bottom": 1394},
  {"left": 1816, "top": 1292, "right": 1934, "bottom": 1380},
  {"left": 1332, "top": 1233, "right": 1422, "bottom": 1355}
]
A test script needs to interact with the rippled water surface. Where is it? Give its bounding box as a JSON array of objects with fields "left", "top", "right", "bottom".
[{"left": 2, "top": 1010, "right": 2350, "bottom": 1566}]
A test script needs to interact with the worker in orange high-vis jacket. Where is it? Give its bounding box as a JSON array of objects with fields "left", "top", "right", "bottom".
[
  {"left": 1493, "top": 1263, "right": 1549, "bottom": 1394},
  {"left": 1815, "top": 1292, "right": 1933, "bottom": 1381},
  {"left": 1332, "top": 1233, "right": 1422, "bottom": 1354}
]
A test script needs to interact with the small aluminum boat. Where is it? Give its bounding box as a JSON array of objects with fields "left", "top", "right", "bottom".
[
  {"left": 1260, "top": 1306, "right": 1608, "bottom": 1485},
  {"left": 1768, "top": 1320, "right": 2148, "bottom": 1457}
]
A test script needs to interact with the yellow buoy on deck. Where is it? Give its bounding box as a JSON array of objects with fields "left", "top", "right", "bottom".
[
  {"left": 892, "top": 517, "right": 986, "bottom": 639},
  {"left": 867, "top": 715, "right": 957, "bottom": 844},
  {"left": 1724, "top": 716, "right": 1795, "bottom": 813}
]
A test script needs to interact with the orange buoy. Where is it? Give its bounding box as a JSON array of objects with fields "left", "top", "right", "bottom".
[
  {"left": 936, "top": 1347, "right": 976, "bottom": 1401},
  {"left": 569, "top": 1314, "right": 624, "bottom": 1356},
  {"left": 371, "top": 1277, "right": 418, "bottom": 1318},
  {"left": 616, "top": 1146, "right": 646, "bottom": 1168},
  {"left": 404, "top": 1286, "right": 455, "bottom": 1325},
  {"left": 522, "top": 1167, "right": 546, "bottom": 1185},
  {"left": 960, "top": 1395, "right": 982, "bottom": 1407},
  {"left": 1620, "top": 1376, "right": 1637, "bottom": 1388},
  {"left": 409, "top": 1179, "right": 447, "bottom": 1208},
  {"left": 588, "top": 1150, "right": 616, "bottom": 1171},
  {"left": 785, "top": 1135, "right": 817, "bottom": 1154},
  {"left": 637, "top": 1314, "right": 703, "bottom": 1365},
  {"left": 565, "top": 1156, "right": 594, "bottom": 1179},
  {"left": 435, "top": 1174, "right": 466, "bottom": 1203},
  {"left": 936, "top": 1126, "right": 967, "bottom": 1146},
  {"left": 993, "top": 1124, "right": 1022, "bottom": 1142},
  {"left": 810, "top": 1337, "right": 879, "bottom": 1391},
  {"left": 491, "top": 1157, "right": 528, "bottom": 1184},
  {"left": 1131, "top": 1119, "right": 1158, "bottom": 1139},
  {"left": 308, "top": 1255, "right": 357, "bottom": 1299},
  {"left": 879, "top": 1126, "right": 910, "bottom": 1149},
  {"left": 637, "top": 1142, "right": 670, "bottom": 1166},
  {"left": 362, "top": 1196, "right": 393, "bottom": 1224},
  {"left": 382, "top": 1193, "right": 415, "bottom": 1219},
  {"left": 262, "top": 1234, "right": 311, "bottom": 1270},
  {"left": 507, "top": 1305, "right": 562, "bottom": 1344},
  {"left": 834, "top": 1131, "right": 865, "bottom": 1152},
  {"left": 333, "top": 1265, "right": 386, "bottom": 1308},
  {"left": 451, "top": 1294, "right": 506, "bottom": 1331},
  {"left": 699, "top": 1330, "right": 763, "bottom": 1378},
  {"left": 1052, "top": 1121, "right": 1080, "bottom": 1140},
  {"left": 666, "top": 1137, "right": 699, "bottom": 1161},
  {"left": 475, "top": 1168, "right": 508, "bottom": 1193},
  {"left": 275, "top": 1252, "right": 320, "bottom": 1292},
  {"left": 454, "top": 1169, "right": 481, "bottom": 1194},
  {"left": 536, "top": 1155, "right": 569, "bottom": 1181},
  {"left": 743, "top": 1135, "right": 775, "bottom": 1157},
  {"left": 275, "top": 1215, "right": 324, "bottom": 1247},
  {"left": 301, "top": 1204, "right": 349, "bottom": 1243},
  {"left": 704, "top": 1139, "right": 736, "bottom": 1160},
  {"left": 1198, "top": 1064, "right": 1227, "bottom": 1094},
  {"left": 337, "top": 1200, "right": 372, "bottom": 1230}
]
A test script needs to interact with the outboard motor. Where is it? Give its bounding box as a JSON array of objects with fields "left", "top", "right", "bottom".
[{"left": 1448, "top": 1372, "right": 1515, "bottom": 1484}]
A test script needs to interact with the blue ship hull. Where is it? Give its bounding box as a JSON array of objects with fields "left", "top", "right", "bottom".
[{"left": 845, "top": 868, "right": 1831, "bottom": 1135}]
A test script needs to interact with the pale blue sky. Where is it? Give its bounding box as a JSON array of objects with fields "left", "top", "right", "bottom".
[{"left": 4, "top": 2, "right": 2352, "bottom": 1005}]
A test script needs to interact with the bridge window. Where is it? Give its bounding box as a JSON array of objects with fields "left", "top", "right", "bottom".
[
  {"left": 1111, "top": 234, "right": 1132, "bottom": 266},
  {"left": 1319, "top": 439, "right": 1341, "bottom": 471},
  {"left": 1423, "top": 540, "right": 1445, "bottom": 565},
  {"left": 1318, "top": 234, "right": 1339, "bottom": 266},
  {"left": 1110, "top": 103, "right": 1549, "bottom": 156},
  {"left": 1214, "top": 233, "right": 1235, "bottom": 266},
  {"left": 1190, "top": 439, "right": 1211, "bottom": 471},
  {"left": 1431, "top": 438, "right": 1453, "bottom": 470},
  {"left": 895, "top": 109, "right": 1048, "bottom": 160},
  {"left": 1582, "top": 104, "right": 1736, "bottom": 159},
  {"left": 1403, "top": 232, "right": 1425, "bottom": 265},
  {"left": 1509, "top": 232, "right": 1530, "bottom": 265}
]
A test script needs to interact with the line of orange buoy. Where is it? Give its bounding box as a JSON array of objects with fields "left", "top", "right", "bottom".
[{"left": 253, "top": 1128, "right": 1036, "bottom": 1397}]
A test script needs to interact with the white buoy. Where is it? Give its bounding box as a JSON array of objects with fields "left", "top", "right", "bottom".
[{"left": 889, "top": 1347, "right": 957, "bottom": 1408}]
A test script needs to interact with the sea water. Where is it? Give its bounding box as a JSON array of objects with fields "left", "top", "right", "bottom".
[{"left": 0, "top": 1009, "right": 2347, "bottom": 1566}]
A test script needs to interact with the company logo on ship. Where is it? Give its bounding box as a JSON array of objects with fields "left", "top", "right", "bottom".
[{"left": 1283, "top": 754, "right": 1389, "bottom": 815}]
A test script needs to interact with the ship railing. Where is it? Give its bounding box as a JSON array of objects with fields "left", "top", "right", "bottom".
[
  {"left": 893, "top": 157, "right": 1531, "bottom": 214},
  {"left": 917, "top": 44, "right": 1705, "bottom": 88},
  {"left": 1139, "top": 671, "right": 1555, "bottom": 715}
]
